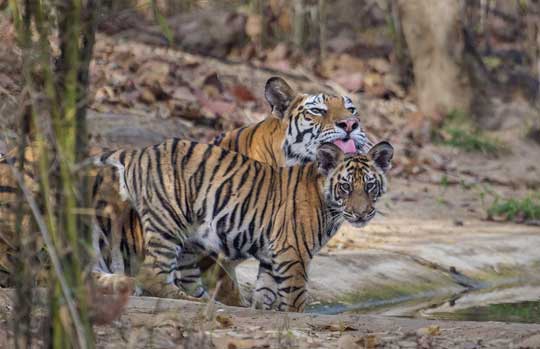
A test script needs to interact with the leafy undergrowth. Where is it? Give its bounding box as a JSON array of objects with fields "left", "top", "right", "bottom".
[
  {"left": 436, "top": 111, "right": 507, "bottom": 155},
  {"left": 488, "top": 193, "right": 540, "bottom": 223}
]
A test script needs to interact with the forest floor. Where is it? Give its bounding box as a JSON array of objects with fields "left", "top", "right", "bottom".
[
  {"left": 79, "top": 34, "right": 540, "bottom": 348},
  {"left": 2, "top": 17, "right": 540, "bottom": 348},
  {"left": 2, "top": 289, "right": 540, "bottom": 348}
]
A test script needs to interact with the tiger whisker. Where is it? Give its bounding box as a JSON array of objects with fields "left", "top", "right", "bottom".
[{"left": 376, "top": 209, "right": 388, "bottom": 217}]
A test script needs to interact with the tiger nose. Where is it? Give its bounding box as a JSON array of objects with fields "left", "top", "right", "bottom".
[{"left": 336, "top": 118, "right": 359, "bottom": 133}]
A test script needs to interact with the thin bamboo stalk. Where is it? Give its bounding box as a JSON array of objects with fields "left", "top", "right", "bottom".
[{"left": 8, "top": 0, "right": 98, "bottom": 347}]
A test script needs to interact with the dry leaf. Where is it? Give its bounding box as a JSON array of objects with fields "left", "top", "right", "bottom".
[
  {"left": 368, "top": 58, "right": 391, "bottom": 74},
  {"left": 137, "top": 61, "right": 170, "bottom": 87},
  {"left": 363, "top": 73, "right": 383, "bottom": 88},
  {"left": 334, "top": 72, "right": 364, "bottom": 93},
  {"left": 199, "top": 98, "right": 236, "bottom": 117},
  {"left": 230, "top": 84, "right": 257, "bottom": 103},
  {"left": 172, "top": 86, "right": 198, "bottom": 102},
  {"left": 337, "top": 334, "right": 357, "bottom": 349},
  {"left": 417, "top": 325, "right": 441, "bottom": 337},
  {"left": 266, "top": 43, "right": 289, "bottom": 62},
  {"left": 215, "top": 314, "right": 234, "bottom": 329},
  {"left": 212, "top": 336, "right": 266, "bottom": 349},
  {"left": 245, "top": 14, "right": 263, "bottom": 41},
  {"left": 309, "top": 322, "right": 357, "bottom": 332},
  {"left": 139, "top": 87, "right": 156, "bottom": 104},
  {"left": 202, "top": 72, "right": 225, "bottom": 97},
  {"left": 359, "top": 334, "right": 378, "bottom": 349}
]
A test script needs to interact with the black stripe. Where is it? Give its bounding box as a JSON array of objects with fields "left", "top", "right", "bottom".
[
  {"left": 234, "top": 127, "right": 247, "bottom": 152},
  {"left": 119, "top": 150, "right": 126, "bottom": 166},
  {"left": 91, "top": 173, "right": 103, "bottom": 199},
  {"left": 181, "top": 141, "right": 197, "bottom": 169},
  {"left": 0, "top": 186, "right": 17, "bottom": 194},
  {"left": 213, "top": 178, "right": 232, "bottom": 217},
  {"left": 247, "top": 121, "right": 263, "bottom": 149}
]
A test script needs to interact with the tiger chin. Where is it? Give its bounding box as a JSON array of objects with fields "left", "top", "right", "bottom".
[{"left": 92, "top": 138, "right": 393, "bottom": 312}]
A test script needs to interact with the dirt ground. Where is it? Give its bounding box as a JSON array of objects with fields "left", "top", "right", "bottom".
[
  {"left": 2, "top": 289, "right": 540, "bottom": 349},
  {"left": 94, "top": 297, "right": 540, "bottom": 349}
]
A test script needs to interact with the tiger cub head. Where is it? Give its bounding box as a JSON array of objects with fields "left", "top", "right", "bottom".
[
  {"left": 317, "top": 141, "right": 393, "bottom": 227},
  {"left": 265, "top": 77, "right": 370, "bottom": 166}
]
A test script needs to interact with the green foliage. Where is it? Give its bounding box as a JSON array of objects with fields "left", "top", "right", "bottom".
[
  {"left": 442, "top": 127, "right": 504, "bottom": 154},
  {"left": 488, "top": 193, "right": 540, "bottom": 222},
  {"left": 151, "top": 0, "right": 174, "bottom": 45},
  {"left": 439, "top": 175, "right": 449, "bottom": 189},
  {"left": 482, "top": 56, "right": 502, "bottom": 70},
  {"left": 436, "top": 110, "right": 506, "bottom": 155}
]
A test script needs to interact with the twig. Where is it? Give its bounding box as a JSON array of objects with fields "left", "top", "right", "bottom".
[
  {"left": 318, "top": 0, "right": 327, "bottom": 61},
  {"left": 0, "top": 85, "right": 18, "bottom": 104}
]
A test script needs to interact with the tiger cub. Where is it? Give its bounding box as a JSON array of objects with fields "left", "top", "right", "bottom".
[{"left": 93, "top": 139, "right": 393, "bottom": 312}]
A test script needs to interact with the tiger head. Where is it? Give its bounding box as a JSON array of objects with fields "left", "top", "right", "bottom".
[
  {"left": 316, "top": 141, "right": 393, "bottom": 228},
  {"left": 265, "top": 77, "right": 370, "bottom": 166}
]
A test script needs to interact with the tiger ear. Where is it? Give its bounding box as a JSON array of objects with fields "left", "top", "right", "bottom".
[
  {"left": 368, "top": 141, "right": 394, "bottom": 173},
  {"left": 265, "top": 77, "right": 295, "bottom": 118},
  {"left": 317, "top": 143, "right": 344, "bottom": 176}
]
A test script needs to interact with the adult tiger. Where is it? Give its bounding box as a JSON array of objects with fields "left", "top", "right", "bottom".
[
  {"left": 93, "top": 139, "right": 393, "bottom": 312},
  {"left": 91, "top": 76, "right": 372, "bottom": 304}
]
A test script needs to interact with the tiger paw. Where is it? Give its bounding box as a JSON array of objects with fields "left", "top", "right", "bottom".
[
  {"left": 91, "top": 272, "right": 136, "bottom": 296},
  {"left": 152, "top": 283, "right": 207, "bottom": 302}
]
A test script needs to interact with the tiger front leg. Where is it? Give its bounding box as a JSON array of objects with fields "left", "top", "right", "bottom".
[
  {"left": 252, "top": 260, "right": 278, "bottom": 310},
  {"left": 272, "top": 251, "right": 310, "bottom": 312}
]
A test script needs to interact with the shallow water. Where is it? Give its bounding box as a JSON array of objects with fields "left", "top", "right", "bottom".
[
  {"left": 307, "top": 280, "right": 540, "bottom": 324},
  {"left": 424, "top": 301, "right": 540, "bottom": 323}
]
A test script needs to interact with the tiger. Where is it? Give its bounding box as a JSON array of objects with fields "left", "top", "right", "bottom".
[
  {"left": 0, "top": 146, "right": 47, "bottom": 287},
  {"left": 90, "top": 76, "right": 372, "bottom": 304},
  {"left": 0, "top": 76, "right": 371, "bottom": 303},
  {"left": 92, "top": 138, "right": 393, "bottom": 312}
]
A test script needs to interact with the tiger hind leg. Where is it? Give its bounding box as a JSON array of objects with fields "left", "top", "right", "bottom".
[
  {"left": 174, "top": 242, "right": 209, "bottom": 299},
  {"left": 135, "top": 229, "right": 203, "bottom": 302}
]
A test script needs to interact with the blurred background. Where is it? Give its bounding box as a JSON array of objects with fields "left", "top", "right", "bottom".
[{"left": 1, "top": 0, "right": 540, "bottom": 347}]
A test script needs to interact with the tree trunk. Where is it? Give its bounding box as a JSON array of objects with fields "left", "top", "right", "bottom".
[{"left": 397, "top": 0, "right": 495, "bottom": 127}]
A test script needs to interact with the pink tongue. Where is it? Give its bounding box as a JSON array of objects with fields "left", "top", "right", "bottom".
[{"left": 333, "top": 139, "right": 357, "bottom": 154}]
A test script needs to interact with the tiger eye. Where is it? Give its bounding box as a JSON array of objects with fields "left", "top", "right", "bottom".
[
  {"left": 339, "top": 182, "right": 352, "bottom": 194},
  {"left": 309, "top": 108, "right": 326, "bottom": 116},
  {"left": 365, "top": 182, "right": 375, "bottom": 192}
]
